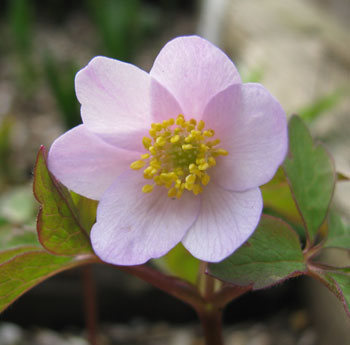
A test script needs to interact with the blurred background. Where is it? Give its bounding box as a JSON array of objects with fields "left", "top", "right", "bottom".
[{"left": 0, "top": 0, "right": 349, "bottom": 344}]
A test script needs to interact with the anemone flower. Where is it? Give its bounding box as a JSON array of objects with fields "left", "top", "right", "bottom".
[{"left": 48, "top": 36, "right": 288, "bottom": 265}]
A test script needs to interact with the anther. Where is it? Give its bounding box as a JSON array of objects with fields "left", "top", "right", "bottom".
[
  {"left": 132, "top": 115, "right": 228, "bottom": 198},
  {"left": 142, "top": 184, "right": 154, "bottom": 193},
  {"left": 182, "top": 144, "right": 193, "bottom": 150},
  {"left": 142, "top": 137, "right": 152, "bottom": 149},
  {"left": 130, "top": 160, "right": 146, "bottom": 170},
  {"left": 156, "top": 136, "right": 166, "bottom": 146},
  {"left": 197, "top": 120, "right": 205, "bottom": 131},
  {"left": 170, "top": 135, "right": 180, "bottom": 143}
]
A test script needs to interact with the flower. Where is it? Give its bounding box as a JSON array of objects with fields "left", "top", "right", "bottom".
[{"left": 48, "top": 36, "right": 287, "bottom": 265}]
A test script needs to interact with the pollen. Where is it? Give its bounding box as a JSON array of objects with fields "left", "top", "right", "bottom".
[{"left": 130, "top": 114, "right": 228, "bottom": 198}]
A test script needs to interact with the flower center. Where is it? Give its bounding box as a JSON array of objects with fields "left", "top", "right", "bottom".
[{"left": 130, "top": 114, "right": 228, "bottom": 198}]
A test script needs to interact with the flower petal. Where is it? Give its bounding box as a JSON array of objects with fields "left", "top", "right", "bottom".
[
  {"left": 75, "top": 56, "right": 182, "bottom": 150},
  {"left": 150, "top": 78, "right": 184, "bottom": 123},
  {"left": 203, "top": 83, "right": 288, "bottom": 191},
  {"left": 48, "top": 125, "right": 139, "bottom": 200},
  {"left": 182, "top": 184, "right": 263, "bottom": 262},
  {"left": 90, "top": 171, "right": 200, "bottom": 266},
  {"left": 150, "top": 35, "right": 241, "bottom": 119}
]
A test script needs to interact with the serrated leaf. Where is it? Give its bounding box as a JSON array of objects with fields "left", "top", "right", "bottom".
[
  {"left": 208, "top": 215, "right": 306, "bottom": 289},
  {"left": 153, "top": 243, "right": 200, "bottom": 284},
  {"left": 33, "top": 146, "right": 92, "bottom": 255},
  {"left": 325, "top": 210, "right": 350, "bottom": 250},
  {"left": 0, "top": 250, "right": 96, "bottom": 313},
  {"left": 308, "top": 266, "right": 350, "bottom": 317},
  {"left": 283, "top": 115, "right": 336, "bottom": 244}
]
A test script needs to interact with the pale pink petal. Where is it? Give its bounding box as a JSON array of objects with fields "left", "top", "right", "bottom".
[
  {"left": 75, "top": 56, "right": 182, "bottom": 151},
  {"left": 90, "top": 171, "right": 200, "bottom": 266},
  {"left": 150, "top": 36, "right": 241, "bottom": 119},
  {"left": 150, "top": 78, "right": 183, "bottom": 123},
  {"left": 76, "top": 56, "right": 150, "bottom": 134},
  {"left": 48, "top": 125, "right": 139, "bottom": 200},
  {"left": 203, "top": 83, "right": 288, "bottom": 191},
  {"left": 182, "top": 184, "right": 262, "bottom": 262}
]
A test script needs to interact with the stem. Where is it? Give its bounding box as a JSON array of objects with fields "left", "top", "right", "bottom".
[
  {"left": 93, "top": 258, "right": 252, "bottom": 345},
  {"left": 212, "top": 284, "right": 251, "bottom": 309},
  {"left": 115, "top": 264, "right": 206, "bottom": 310},
  {"left": 197, "top": 261, "right": 207, "bottom": 295},
  {"left": 303, "top": 241, "right": 323, "bottom": 261},
  {"left": 197, "top": 307, "right": 224, "bottom": 345},
  {"left": 204, "top": 271, "right": 215, "bottom": 300},
  {"left": 82, "top": 265, "right": 98, "bottom": 345},
  {"left": 195, "top": 265, "right": 225, "bottom": 345}
]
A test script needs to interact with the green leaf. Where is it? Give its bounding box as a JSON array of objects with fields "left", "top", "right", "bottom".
[
  {"left": 283, "top": 115, "right": 336, "bottom": 244},
  {"left": 261, "top": 168, "right": 303, "bottom": 226},
  {"left": 70, "top": 191, "right": 97, "bottom": 235},
  {"left": 308, "top": 266, "right": 350, "bottom": 318},
  {"left": 0, "top": 246, "right": 38, "bottom": 264},
  {"left": 0, "top": 250, "right": 96, "bottom": 313},
  {"left": 328, "top": 270, "right": 350, "bottom": 317},
  {"left": 325, "top": 210, "right": 350, "bottom": 250},
  {"left": 208, "top": 215, "right": 306, "bottom": 289},
  {"left": 153, "top": 243, "right": 200, "bottom": 284},
  {"left": 33, "top": 146, "right": 93, "bottom": 255}
]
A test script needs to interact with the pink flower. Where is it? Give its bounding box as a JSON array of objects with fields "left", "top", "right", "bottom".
[{"left": 48, "top": 36, "right": 287, "bottom": 265}]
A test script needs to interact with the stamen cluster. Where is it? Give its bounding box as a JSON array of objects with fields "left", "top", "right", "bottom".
[{"left": 130, "top": 114, "right": 228, "bottom": 198}]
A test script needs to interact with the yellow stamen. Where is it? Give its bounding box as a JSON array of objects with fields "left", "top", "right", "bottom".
[
  {"left": 198, "top": 162, "right": 209, "bottom": 171},
  {"left": 208, "top": 157, "right": 216, "bottom": 167},
  {"left": 201, "top": 173, "right": 210, "bottom": 185},
  {"left": 168, "top": 187, "right": 177, "bottom": 198},
  {"left": 130, "top": 115, "right": 228, "bottom": 198},
  {"left": 197, "top": 120, "right": 205, "bottom": 131},
  {"left": 193, "top": 184, "right": 203, "bottom": 195},
  {"left": 170, "top": 135, "right": 180, "bottom": 143},
  {"left": 156, "top": 136, "right": 166, "bottom": 146},
  {"left": 215, "top": 149, "right": 229, "bottom": 156},
  {"left": 182, "top": 144, "right": 193, "bottom": 150},
  {"left": 203, "top": 129, "right": 215, "bottom": 137},
  {"left": 142, "top": 137, "right": 152, "bottom": 149},
  {"left": 149, "top": 129, "right": 157, "bottom": 138},
  {"left": 142, "top": 184, "right": 154, "bottom": 193},
  {"left": 130, "top": 160, "right": 146, "bottom": 170}
]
